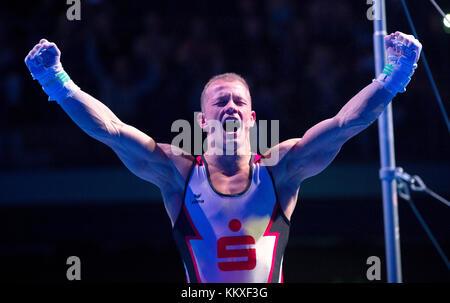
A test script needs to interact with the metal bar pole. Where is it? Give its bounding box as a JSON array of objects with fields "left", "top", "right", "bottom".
[{"left": 372, "top": 0, "right": 403, "bottom": 283}]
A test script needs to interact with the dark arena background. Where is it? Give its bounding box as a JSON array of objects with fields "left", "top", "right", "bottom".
[{"left": 0, "top": 0, "right": 449, "bottom": 284}]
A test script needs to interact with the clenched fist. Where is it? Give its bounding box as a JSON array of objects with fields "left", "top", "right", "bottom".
[
  {"left": 25, "top": 39, "right": 62, "bottom": 80},
  {"left": 375, "top": 31, "right": 422, "bottom": 95},
  {"left": 24, "top": 39, "right": 79, "bottom": 103},
  {"left": 385, "top": 31, "right": 422, "bottom": 67}
]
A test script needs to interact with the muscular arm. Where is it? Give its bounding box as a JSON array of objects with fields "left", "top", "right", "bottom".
[
  {"left": 282, "top": 81, "right": 393, "bottom": 183},
  {"left": 24, "top": 39, "right": 186, "bottom": 192},
  {"left": 272, "top": 32, "right": 422, "bottom": 186},
  {"left": 59, "top": 90, "right": 180, "bottom": 189}
]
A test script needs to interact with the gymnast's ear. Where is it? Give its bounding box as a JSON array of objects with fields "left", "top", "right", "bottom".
[
  {"left": 245, "top": 110, "right": 256, "bottom": 128},
  {"left": 249, "top": 110, "right": 256, "bottom": 128},
  {"left": 196, "top": 112, "right": 207, "bottom": 129}
]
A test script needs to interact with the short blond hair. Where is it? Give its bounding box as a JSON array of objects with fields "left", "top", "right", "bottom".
[{"left": 200, "top": 73, "right": 251, "bottom": 111}]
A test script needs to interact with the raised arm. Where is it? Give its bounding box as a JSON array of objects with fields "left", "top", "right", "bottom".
[
  {"left": 272, "top": 32, "right": 422, "bottom": 185},
  {"left": 24, "top": 39, "right": 187, "bottom": 192},
  {"left": 59, "top": 90, "right": 183, "bottom": 189}
]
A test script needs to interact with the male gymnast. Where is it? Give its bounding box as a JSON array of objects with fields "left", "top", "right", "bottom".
[{"left": 24, "top": 31, "right": 421, "bottom": 282}]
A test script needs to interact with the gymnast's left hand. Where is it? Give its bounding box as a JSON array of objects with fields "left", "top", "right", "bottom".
[{"left": 385, "top": 31, "right": 422, "bottom": 67}]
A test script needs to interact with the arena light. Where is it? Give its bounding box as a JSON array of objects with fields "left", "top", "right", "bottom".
[
  {"left": 443, "top": 14, "right": 450, "bottom": 28},
  {"left": 444, "top": 13, "right": 450, "bottom": 33}
]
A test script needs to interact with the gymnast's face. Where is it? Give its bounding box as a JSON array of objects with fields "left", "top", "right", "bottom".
[{"left": 199, "top": 80, "right": 255, "bottom": 147}]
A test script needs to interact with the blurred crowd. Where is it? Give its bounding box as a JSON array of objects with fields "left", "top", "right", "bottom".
[{"left": 0, "top": 0, "right": 448, "bottom": 170}]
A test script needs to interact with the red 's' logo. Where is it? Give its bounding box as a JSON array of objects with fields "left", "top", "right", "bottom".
[{"left": 217, "top": 219, "right": 256, "bottom": 271}]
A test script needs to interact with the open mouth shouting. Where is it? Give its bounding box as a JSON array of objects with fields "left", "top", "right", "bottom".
[{"left": 222, "top": 117, "right": 241, "bottom": 133}]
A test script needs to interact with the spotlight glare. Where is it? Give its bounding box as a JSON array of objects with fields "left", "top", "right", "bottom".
[{"left": 444, "top": 14, "right": 450, "bottom": 28}]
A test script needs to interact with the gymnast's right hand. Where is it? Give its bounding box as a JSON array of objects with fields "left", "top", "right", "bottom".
[
  {"left": 24, "top": 39, "right": 63, "bottom": 79},
  {"left": 24, "top": 39, "right": 79, "bottom": 103}
]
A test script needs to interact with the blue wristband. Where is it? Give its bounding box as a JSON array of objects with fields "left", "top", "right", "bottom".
[{"left": 34, "top": 65, "right": 80, "bottom": 103}]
